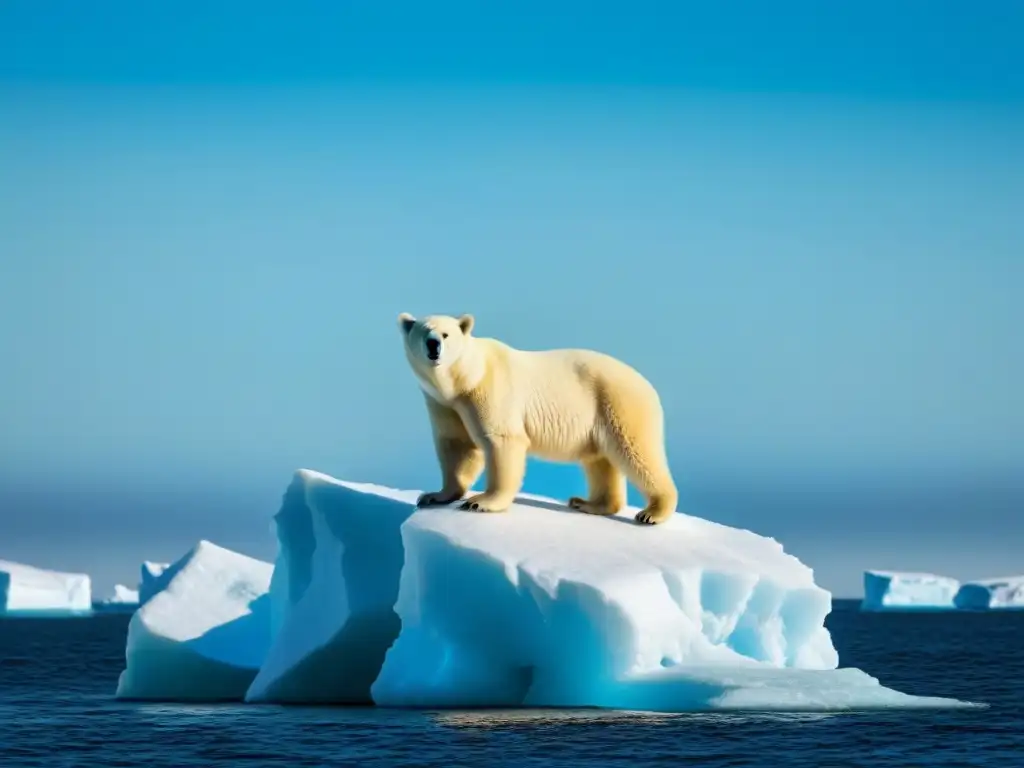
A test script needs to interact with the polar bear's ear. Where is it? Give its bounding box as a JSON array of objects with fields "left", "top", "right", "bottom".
[
  {"left": 458, "top": 314, "right": 475, "bottom": 336},
  {"left": 398, "top": 312, "right": 416, "bottom": 335}
]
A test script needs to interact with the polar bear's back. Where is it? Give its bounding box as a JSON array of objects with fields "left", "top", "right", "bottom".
[
  {"left": 517, "top": 346, "right": 659, "bottom": 398},
  {"left": 481, "top": 339, "right": 665, "bottom": 460}
]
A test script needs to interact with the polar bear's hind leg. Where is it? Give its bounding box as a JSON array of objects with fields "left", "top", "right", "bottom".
[
  {"left": 599, "top": 392, "right": 679, "bottom": 526},
  {"left": 616, "top": 445, "right": 678, "bottom": 525},
  {"left": 568, "top": 456, "right": 627, "bottom": 517}
]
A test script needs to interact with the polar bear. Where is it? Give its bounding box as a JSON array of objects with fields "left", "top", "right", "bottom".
[{"left": 397, "top": 312, "right": 679, "bottom": 525}]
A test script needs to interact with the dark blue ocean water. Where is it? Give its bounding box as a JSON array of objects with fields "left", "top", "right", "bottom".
[{"left": 1, "top": 600, "right": 1021, "bottom": 767}]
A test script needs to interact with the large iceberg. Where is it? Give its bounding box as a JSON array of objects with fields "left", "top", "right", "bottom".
[
  {"left": 116, "top": 540, "right": 273, "bottom": 701},
  {"left": 249, "top": 470, "right": 970, "bottom": 711},
  {"left": 0, "top": 559, "right": 92, "bottom": 615},
  {"left": 955, "top": 577, "right": 1024, "bottom": 610},
  {"left": 860, "top": 570, "right": 961, "bottom": 611}
]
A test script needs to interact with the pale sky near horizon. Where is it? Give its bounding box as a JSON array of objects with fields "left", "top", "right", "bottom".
[{"left": 1, "top": 1, "right": 1022, "bottom": 597}]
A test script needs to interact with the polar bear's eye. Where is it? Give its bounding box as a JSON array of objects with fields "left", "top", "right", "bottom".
[{"left": 442, "top": 333, "right": 449, "bottom": 339}]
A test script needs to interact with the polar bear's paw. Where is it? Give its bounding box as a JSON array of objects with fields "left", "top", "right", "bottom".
[
  {"left": 416, "top": 490, "right": 464, "bottom": 508},
  {"left": 567, "top": 496, "right": 619, "bottom": 517},
  {"left": 458, "top": 493, "right": 512, "bottom": 514},
  {"left": 634, "top": 507, "right": 673, "bottom": 525}
]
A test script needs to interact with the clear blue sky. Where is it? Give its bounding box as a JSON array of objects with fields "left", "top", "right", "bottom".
[{"left": 1, "top": 1, "right": 1022, "bottom": 597}]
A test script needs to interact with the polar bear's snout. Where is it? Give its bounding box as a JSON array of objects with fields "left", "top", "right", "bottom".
[{"left": 425, "top": 334, "right": 442, "bottom": 362}]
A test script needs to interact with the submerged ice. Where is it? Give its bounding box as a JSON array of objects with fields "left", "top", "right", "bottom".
[
  {"left": 607, "top": 665, "right": 968, "bottom": 711},
  {"left": 241, "top": 470, "right": 970, "bottom": 712}
]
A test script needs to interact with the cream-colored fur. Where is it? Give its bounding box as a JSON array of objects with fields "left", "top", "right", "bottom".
[{"left": 397, "top": 313, "right": 679, "bottom": 525}]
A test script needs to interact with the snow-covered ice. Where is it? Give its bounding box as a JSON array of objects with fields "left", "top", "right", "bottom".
[
  {"left": 955, "top": 577, "right": 1024, "bottom": 610},
  {"left": 249, "top": 470, "right": 970, "bottom": 712},
  {"left": 138, "top": 561, "right": 171, "bottom": 605},
  {"left": 245, "top": 471, "right": 417, "bottom": 703},
  {"left": 860, "top": 570, "right": 960, "bottom": 611},
  {"left": 0, "top": 559, "right": 92, "bottom": 614},
  {"left": 116, "top": 541, "right": 273, "bottom": 701}
]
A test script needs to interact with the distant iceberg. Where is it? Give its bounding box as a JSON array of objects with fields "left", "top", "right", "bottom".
[
  {"left": 116, "top": 541, "right": 273, "bottom": 701},
  {"left": 955, "top": 577, "right": 1024, "bottom": 610},
  {"left": 242, "top": 470, "right": 971, "bottom": 712},
  {"left": 0, "top": 559, "right": 92, "bottom": 615},
  {"left": 94, "top": 584, "right": 140, "bottom": 613},
  {"left": 861, "top": 570, "right": 1024, "bottom": 611},
  {"left": 107, "top": 584, "right": 139, "bottom": 604},
  {"left": 861, "top": 571, "right": 960, "bottom": 611}
]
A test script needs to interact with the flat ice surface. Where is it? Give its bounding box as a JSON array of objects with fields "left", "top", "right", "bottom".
[
  {"left": 955, "top": 577, "right": 1024, "bottom": 610},
  {"left": 245, "top": 471, "right": 417, "bottom": 703},
  {"left": 116, "top": 541, "right": 273, "bottom": 701},
  {"left": 860, "top": 571, "right": 960, "bottom": 611},
  {"left": 138, "top": 561, "right": 171, "bottom": 605},
  {"left": 254, "top": 471, "right": 968, "bottom": 711},
  {"left": 0, "top": 559, "right": 92, "bottom": 614}
]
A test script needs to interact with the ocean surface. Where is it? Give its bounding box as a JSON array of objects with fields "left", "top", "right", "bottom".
[{"left": 0, "top": 600, "right": 1021, "bottom": 768}]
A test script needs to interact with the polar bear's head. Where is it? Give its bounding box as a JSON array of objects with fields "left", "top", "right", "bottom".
[{"left": 397, "top": 312, "right": 475, "bottom": 373}]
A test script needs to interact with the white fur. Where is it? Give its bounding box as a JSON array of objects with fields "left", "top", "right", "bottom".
[{"left": 398, "top": 313, "right": 679, "bottom": 525}]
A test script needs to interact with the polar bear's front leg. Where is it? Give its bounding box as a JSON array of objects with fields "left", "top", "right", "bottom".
[
  {"left": 417, "top": 436, "right": 486, "bottom": 507},
  {"left": 458, "top": 435, "right": 528, "bottom": 513},
  {"left": 417, "top": 395, "right": 485, "bottom": 508}
]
